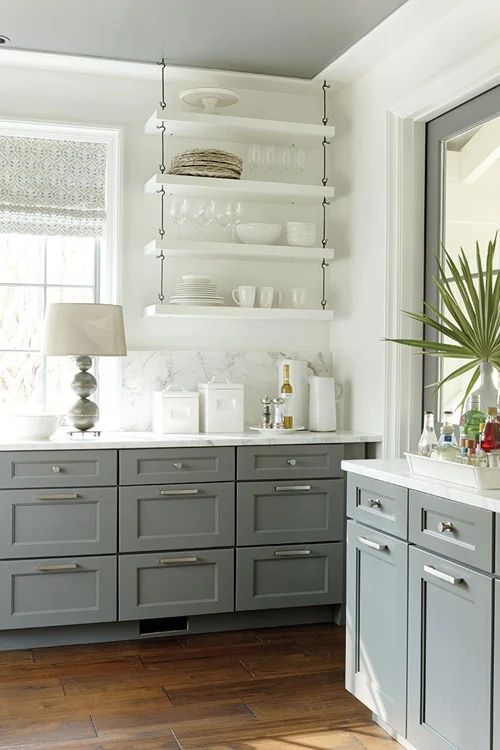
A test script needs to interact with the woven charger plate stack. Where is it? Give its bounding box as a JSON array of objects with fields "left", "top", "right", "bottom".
[{"left": 169, "top": 149, "right": 243, "bottom": 179}]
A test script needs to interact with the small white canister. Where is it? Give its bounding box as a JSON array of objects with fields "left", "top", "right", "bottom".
[
  {"left": 198, "top": 377, "right": 244, "bottom": 433},
  {"left": 152, "top": 385, "right": 199, "bottom": 434}
]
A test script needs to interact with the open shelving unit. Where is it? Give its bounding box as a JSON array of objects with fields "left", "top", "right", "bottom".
[
  {"left": 144, "top": 305, "right": 334, "bottom": 321},
  {"left": 144, "top": 240, "right": 335, "bottom": 264}
]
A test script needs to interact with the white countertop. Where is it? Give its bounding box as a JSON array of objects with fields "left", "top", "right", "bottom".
[
  {"left": 0, "top": 430, "right": 382, "bottom": 452},
  {"left": 342, "top": 458, "right": 500, "bottom": 513}
]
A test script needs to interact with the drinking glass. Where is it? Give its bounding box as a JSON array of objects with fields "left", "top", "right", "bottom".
[
  {"left": 291, "top": 147, "right": 306, "bottom": 182},
  {"left": 262, "top": 145, "right": 275, "bottom": 180},
  {"left": 169, "top": 197, "right": 189, "bottom": 238},
  {"left": 194, "top": 199, "right": 217, "bottom": 240},
  {"left": 248, "top": 144, "right": 260, "bottom": 178},
  {"left": 275, "top": 146, "right": 290, "bottom": 180},
  {"left": 224, "top": 201, "right": 243, "bottom": 241}
]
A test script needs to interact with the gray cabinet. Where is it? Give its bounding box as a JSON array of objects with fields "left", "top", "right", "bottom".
[
  {"left": 0, "top": 556, "right": 117, "bottom": 630},
  {"left": 494, "top": 579, "right": 500, "bottom": 750},
  {"left": 119, "top": 447, "right": 235, "bottom": 485},
  {"left": 0, "top": 487, "right": 117, "bottom": 559},
  {"left": 119, "top": 548, "right": 234, "bottom": 621},
  {"left": 0, "top": 450, "right": 117, "bottom": 489},
  {"left": 237, "top": 479, "right": 344, "bottom": 546},
  {"left": 236, "top": 542, "right": 343, "bottom": 611},
  {"left": 409, "top": 490, "right": 494, "bottom": 572},
  {"left": 407, "top": 546, "right": 492, "bottom": 750},
  {"left": 347, "top": 474, "right": 408, "bottom": 539},
  {"left": 237, "top": 444, "right": 343, "bottom": 481},
  {"left": 119, "top": 482, "right": 235, "bottom": 552},
  {"left": 346, "top": 520, "right": 408, "bottom": 737}
]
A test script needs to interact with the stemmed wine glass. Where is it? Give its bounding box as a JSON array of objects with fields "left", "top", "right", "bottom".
[
  {"left": 223, "top": 201, "right": 243, "bottom": 241},
  {"left": 169, "top": 197, "right": 189, "bottom": 238},
  {"left": 275, "top": 146, "right": 290, "bottom": 180},
  {"left": 262, "top": 145, "right": 275, "bottom": 180},
  {"left": 247, "top": 144, "right": 260, "bottom": 178},
  {"left": 193, "top": 199, "right": 218, "bottom": 240},
  {"left": 291, "top": 147, "right": 306, "bottom": 182}
]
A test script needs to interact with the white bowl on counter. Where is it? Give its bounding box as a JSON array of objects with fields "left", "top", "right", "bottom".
[
  {"left": 235, "top": 223, "right": 282, "bottom": 245},
  {"left": 0, "top": 413, "right": 62, "bottom": 440}
]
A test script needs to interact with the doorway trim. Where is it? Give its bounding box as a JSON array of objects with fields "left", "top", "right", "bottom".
[{"left": 384, "top": 37, "right": 500, "bottom": 458}]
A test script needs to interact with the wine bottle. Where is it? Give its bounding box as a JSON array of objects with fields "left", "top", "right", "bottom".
[{"left": 281, "top": 364, "right": 293, "bottom": 429}]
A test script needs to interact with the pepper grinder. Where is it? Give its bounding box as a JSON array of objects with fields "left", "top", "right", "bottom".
[
  {"left": 261, "top": 395, "right": 272, "bottom": 429},
  {"left": 272, "top": 396, "right": 284, "bottom": 429}
]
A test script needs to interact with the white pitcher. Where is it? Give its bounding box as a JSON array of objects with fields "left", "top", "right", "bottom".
[{"left": 308, "top": 376, "right": 343, "bottom": 432}]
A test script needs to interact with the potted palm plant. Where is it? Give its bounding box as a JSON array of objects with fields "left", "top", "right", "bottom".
[{"left": 388, "top": 235, "right": 500, "bottom": 408}]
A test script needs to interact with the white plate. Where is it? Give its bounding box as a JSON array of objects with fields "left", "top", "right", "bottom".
[
  {"left": 169, "top": 299, "right": 224, "bottom": 306},
  {"left": 182, "top": 275, "right": 212, "bottom": 282},
  {"left": 248, "top": 426, "right": 306, "bottom": 433},
  {"left": 179, "top": 87, "right": 240, "bottom": 113}
]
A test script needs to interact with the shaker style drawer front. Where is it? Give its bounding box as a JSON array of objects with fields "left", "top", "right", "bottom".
[
  {"left": 0, "top": 556, "right": 117, "bottom": 630},
  {"left": 0, "top": 487, "right": 117, "bottom": 559},
  {"left": 119, "top": 548, "right": 234, "bottom": 621},
  {"left": 409, "top": 490, "right": 494, "bottom": 572},
  {"left": 237, "top": 479, "right": 344, "bottom": 546},
  {"left": 119, "top": 482, "right": 235, "bottom": 552},
  {"left": 0, "top": 450, "right": 117, "bottom": 489},
  {"left": 235, "top": 542, "right": 343, "bottom": 611},
  {"left": 347, "top": 475, "right": 408, "bottom": 539},
  {"left": 119, "top": 447, "right": 235, "bottom": 485},
  {"left": 237, "top": 444, "right": 343, "bottom": 481}
]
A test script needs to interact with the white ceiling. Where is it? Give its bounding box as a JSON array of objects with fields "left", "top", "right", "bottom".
[{"left": 0, "top": 0, "right": 410, "bottom": 80}]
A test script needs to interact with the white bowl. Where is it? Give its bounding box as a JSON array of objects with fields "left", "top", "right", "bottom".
[
  {"left": 286, "top": 222, "right": 316, "bottom": 231},
  {"left": 287, "top": 235, "right": 317, "bottom": 248},
  {"left": 1, "top": 413, "right": 62, "bottom": 439},
  {"left": 235, "top": 223, "right": 282, "bottom": 245}
]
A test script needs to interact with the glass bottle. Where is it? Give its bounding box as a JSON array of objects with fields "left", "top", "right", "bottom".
[
  {"left": 432, "top": 434, "right": 460, "bottom": 462},
  {"left": 466, "top": 439, "right": 478, "bottom": 466},
  {"left": 480, "top": 407, "right": 500, "bottom": 453},
  {"left": 440, "top": 410, "right": 458, "bottom": 446},
  {"left": 470, "top": 361, "right": 498, "bottom": 412},
  {"left": 280, "top": 364, "right": 293, "bottom": 429},
  {"left": 460, "top": 394, "right": 485, "bottom": 444},
  {"left": 417, "top": 411, "right": 438, "bottom": 457}
]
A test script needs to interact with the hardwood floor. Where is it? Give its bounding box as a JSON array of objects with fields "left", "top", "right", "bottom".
[{"left": 0, "top": 623, "right": 398, "bottom": 749}]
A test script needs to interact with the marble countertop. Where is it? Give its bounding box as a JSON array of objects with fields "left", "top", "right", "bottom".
[
  {"left": 342, "top": 458, "right": 500, "bottom": 513},
  {"left": 0, "top": 430, "right": 382, "bottom": 452}
]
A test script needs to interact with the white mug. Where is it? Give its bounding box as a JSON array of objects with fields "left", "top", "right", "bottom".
[
  {"left": 274, "top": 291, "right": 284, "bottom": 308},
  {"left": 291, "top": 288, "right": 307, "bottom": 308},
  {"left": 232, "top": 285, "right": 256, "bottom": 308},
  {"left": 257, "top": 287, "right": 274, "bottom": 308}
]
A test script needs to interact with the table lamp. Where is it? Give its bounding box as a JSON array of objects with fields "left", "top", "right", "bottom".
[{"left": 42, "top": 303, "right": 127, "bottom": 433}]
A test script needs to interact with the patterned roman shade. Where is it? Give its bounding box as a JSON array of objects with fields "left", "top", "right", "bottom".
[{"left": 0, "top": 136, "right": 107, "bottom": 237}]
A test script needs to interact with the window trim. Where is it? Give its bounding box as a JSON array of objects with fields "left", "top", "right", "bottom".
[{"left": 0, "top": 120, "right": 123, "bottom": 428}]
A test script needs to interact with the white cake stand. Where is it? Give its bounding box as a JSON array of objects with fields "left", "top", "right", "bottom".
[{"left": 179, "top": 87, "right": 239, "bottom": 114}]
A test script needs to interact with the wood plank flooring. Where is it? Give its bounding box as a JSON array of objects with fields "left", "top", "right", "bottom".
[{"left": 0, "top": 623, "right": 398, "bottom": 749}]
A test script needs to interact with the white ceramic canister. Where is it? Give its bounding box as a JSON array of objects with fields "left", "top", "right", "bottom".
[
  {"left": 152, "top": 385, "right": 199, "bottom": 434},
  {"left": 277, "top": 359, "right": 309, "bottom": 429},
  {"left": 198, "top": 377, "right": 245, "bottom": 433},
  {"left": 308, "top": 376, "right": 343, "bottom": 432}
]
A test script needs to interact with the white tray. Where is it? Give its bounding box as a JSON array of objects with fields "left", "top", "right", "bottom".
[{"left": 405, "top": 452, "right": 500, "bottom": 490}]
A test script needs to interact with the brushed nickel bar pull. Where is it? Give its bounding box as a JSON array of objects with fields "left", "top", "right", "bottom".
[
  {"left": 37, "top": 493, "right": 79, "bottom": 501},
  {"left": 274, "top": 549, "right": 311, "bottom": 557},
  {"left": 424, "top": 564, "right": 463, "bottom": 586},
  {"left": 158, "top": 556, "right": 200, "bottom": 565},
  {"left": 160, "top": 489, "right": 199, "bottom": 496},
  {"left": 36, "top": 563, "right": 79, "bottom": 572},
  {"left": 357, "top": 536, "right": 387, "bottom": 551},
  {"left": 274, "top": 485, "right": 312, "bottom": 492}
]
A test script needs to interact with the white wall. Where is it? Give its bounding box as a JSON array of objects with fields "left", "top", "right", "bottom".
[
  {"left": 0, "top": 63, "right": 332, "bottom": 353},
  {"left": 329, "top": 0, "right": 500, "bottom": 446}
]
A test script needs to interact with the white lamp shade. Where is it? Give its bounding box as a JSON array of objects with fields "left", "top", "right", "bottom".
[{"left": 42, "top": 303, "right": 127, "bottom": 357}]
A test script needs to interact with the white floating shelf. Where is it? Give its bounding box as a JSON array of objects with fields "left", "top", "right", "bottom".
[
  {"left": 144, "top": 305, "right": 333, "bottom": 321},
  {"left": 145, "top": 110, "right": 335, "bottom": 148},
  {"left": 144, "top": 239, "right": 334, "bottom": 264},
  {"left": 145, "top": 174, "right": 335, "bottom": 205}
]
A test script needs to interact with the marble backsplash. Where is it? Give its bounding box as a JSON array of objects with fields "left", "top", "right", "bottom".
[{"left": 121, "top": 350, "right": 332, "bottom": 431}]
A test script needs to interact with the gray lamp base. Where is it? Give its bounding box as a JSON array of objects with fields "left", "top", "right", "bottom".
[{"left": 68, "top": 355, "right": 99, "bottom": 433}]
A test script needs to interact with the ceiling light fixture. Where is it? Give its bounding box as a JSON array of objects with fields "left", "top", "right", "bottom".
[{"left": 0, "top": 35, "right": 10, "bottom": 45}]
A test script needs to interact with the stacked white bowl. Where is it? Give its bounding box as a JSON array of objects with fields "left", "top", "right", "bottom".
[{"left": 286, "top": 222, "right": 317, "bottom": 248}]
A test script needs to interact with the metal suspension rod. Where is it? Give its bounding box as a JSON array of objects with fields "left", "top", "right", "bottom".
[
  {"left": 156, "top": 186, "right": 166, "bottom": 303},
  {"left": 322, "top": 80, "right": 331, "bottom": 125},
  {"left": 320, "top": 79, "right": 331, "bottom": 310},
  {"left": 158, "top": 58, "right": 167, "bottom": 110},
  {"left": 157, "top": 122, "right": 166, "bottom": 173}
]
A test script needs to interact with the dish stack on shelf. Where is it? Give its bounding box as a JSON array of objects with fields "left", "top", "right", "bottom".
[
  {"left": 169, "top": 275, "right": 225, "bottom": 307},
  {"left": 169, "top": 149, "right": 243, "bottom": 180}
]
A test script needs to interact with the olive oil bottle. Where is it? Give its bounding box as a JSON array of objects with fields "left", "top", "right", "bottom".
[{"left": 281, "top": 364, "right": 293, "bottom": 429}]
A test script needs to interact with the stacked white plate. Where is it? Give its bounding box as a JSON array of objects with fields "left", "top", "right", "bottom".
[
  {"left": 169, "top": 275, "right": 224, "bottom": 306},
  {"left": 286, "top": 221, "right": 317, "bottom": 248}
]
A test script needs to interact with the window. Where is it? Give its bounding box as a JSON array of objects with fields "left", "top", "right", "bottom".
[{"left": 0, "top": 123, "right": 121, "bottom": 424}]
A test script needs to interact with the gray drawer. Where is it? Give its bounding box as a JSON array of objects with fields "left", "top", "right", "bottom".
[
  {"left": 237, "top": 479, "right": 344, "bottom": 546},
  {"left": 119, "top": 482, "right": 235, "bottom": 553},
  {"left": 409, "top": 490, "right": 494, "bottom": 572},
  {"left": 237, "top": 444, "right": 343, "bottom": 481},
  {"left": 235, "top": 542, "right": 343, "bottom": 611},
  {"left": 0, "top": 450, "right": 117, "bottom": 490},
  {"left": 119, "top": 548, "right": 234, "bottom": 621},
  {"left": 0, "top": 555, "right": 117, "bottom": 630},
  {"left": 119, "top": 447, "right": 235, "bottom": 485},
  {"left": 347, "top": 474, "right": 408, "bottom": 539},
  {"left": 0, "top": 487, "right": 117, "bottom": 559}
]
